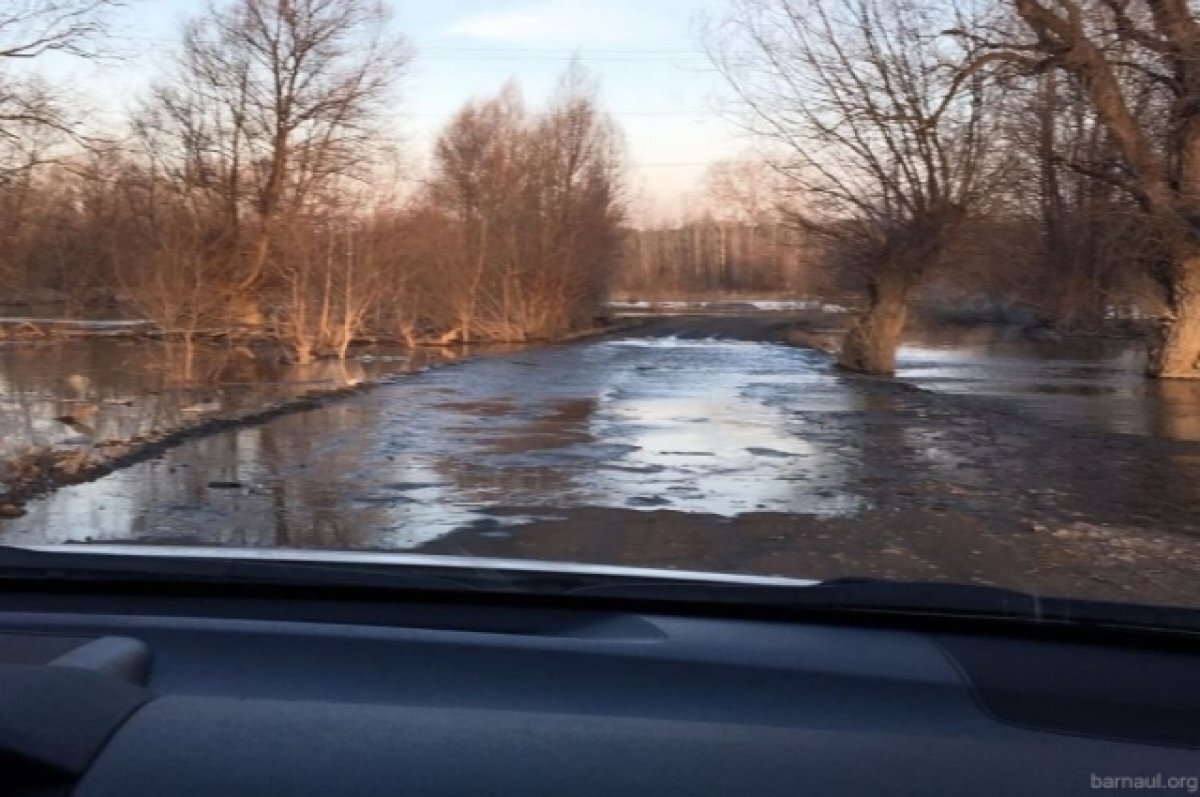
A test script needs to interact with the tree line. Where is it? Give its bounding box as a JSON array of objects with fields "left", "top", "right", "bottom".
[
  {"left": 5, "top": 0, "right": 1200, "bottom": 381},
  {"left": 0, "top": 0, "right": 625, "bottom": 373},
  {"left": 611, "top": 158, "right": 831, "bottom": 299},
  {"left": 617, "top": 220, "right": 811, "bottom": 298}
]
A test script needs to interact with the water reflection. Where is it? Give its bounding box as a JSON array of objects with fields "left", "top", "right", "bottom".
[
  {"left": 1150, "top": 382, "right": 1200, "bottom": 441},
  {"left": 0, "top": 338, "right": 421, "bottom": 460},
  {"left": 588, "top": 340, "right": 864, "bottom": 516},
  {"left": 2, "top": 336, "right": 868, "bottom": 547}
]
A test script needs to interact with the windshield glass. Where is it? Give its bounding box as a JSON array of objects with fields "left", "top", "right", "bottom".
[{"left": 3, "top": 0, "right": 1200, "bottom": 621}]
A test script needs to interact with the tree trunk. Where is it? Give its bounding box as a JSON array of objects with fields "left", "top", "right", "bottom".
[
  {"left": 1148, "top": 259, "right": 1200, "bottom": 378},
  {"left": 226, "top": 231, "right": 272, "bottom": 328},
  {"left": 837, "top": 272, "right": 913, "bottom": 376},
  {"left": 181, "top": 335, "right": 196, "bottom": 383},
  {"left": 294, "top": 339, "right": 315, "bottom": 366}
]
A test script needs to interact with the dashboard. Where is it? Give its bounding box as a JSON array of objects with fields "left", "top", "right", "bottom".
[{"left": 1, "top": 585, "right": 1197, "bottom": 796}]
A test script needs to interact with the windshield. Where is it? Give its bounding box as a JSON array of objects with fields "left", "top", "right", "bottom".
[{"left": 2, "top": 0, "right": 1200, "bottom": 624}]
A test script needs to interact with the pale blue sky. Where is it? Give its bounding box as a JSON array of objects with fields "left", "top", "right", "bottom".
[{"left": 53, "top": 0, "right": 745, "bottom": 218}]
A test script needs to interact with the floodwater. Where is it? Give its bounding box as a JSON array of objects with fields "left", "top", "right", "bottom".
[
  {"left": 899, "top": 328, "right": 1200, "bottom": 441},
  {"left": 0, "top": 338, "right": 449, "bottom": 460},
  {"left": 4, "top": 318, "right": 1200, "bottom": 562},
  {"left": 607, "top": 299, "right": 851, "bottom": 315},
  {"left": 2, "top": 334, "right": 874, "bottom": 547}
]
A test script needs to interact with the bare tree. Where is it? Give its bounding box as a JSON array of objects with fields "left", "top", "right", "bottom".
[
  {"left": 0, "top": 1, "right": 123, "bottom": 180},
  {"left": 271, "top": 204, "right": 390, "bottom": 363},
  {"left": 426, "top": 69, "right": 625, "bottom": 343},
  {"left": 615, "top": 216, "right": 810, "bottom": 299},
  {"left": 0, "top": 1, "right": 124, "bottom": 59},
  {"left": 701, "top": 158, "right": 808, "bottom": 291},
  {"left": 705, "top": 158, "right": 778, "bottom": 226},
  {"left": 0, "top": 1, "right": 124, "bottom": 299},
  {"left": 1021, "top": 67, "right": 1158, "bottom": 327},
  {"left": 520, "top": 65, "right": 626, "bottom": 335},
  {"left": 707, "top": 0, "right": 1006, "bottom": 374},
  {"left": 139, "top": 0, "right": 411, "bottom": 324},
  {"left": 1, "top": 33, "right": 625, "bottom": 358},
  {"left": 983, "top": 0, "right": 1200, "bottom": 377},
  {"left": 429, "top": 84, "right": 528, "bottom": 342}
]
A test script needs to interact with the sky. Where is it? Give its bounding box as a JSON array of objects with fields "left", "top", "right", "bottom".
[{"left": 50, "top": 0, "right": 748, "bottom": 220}]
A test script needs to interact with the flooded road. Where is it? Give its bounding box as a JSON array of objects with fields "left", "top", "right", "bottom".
[
  {"left": 5, "top": 317, "right": 1200, "bottom": 607},
  {"left": 1, "top": 333, "right": 869, "bottom": 544}
]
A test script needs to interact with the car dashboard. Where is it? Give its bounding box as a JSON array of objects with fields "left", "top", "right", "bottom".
[{"left": 1, "top": 581, "right": 1198, "bottom": 797}]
